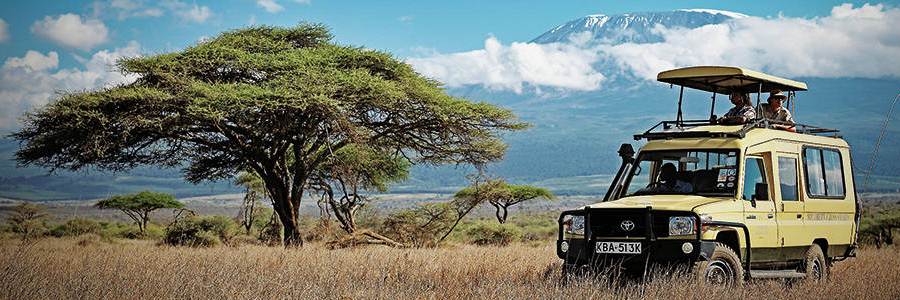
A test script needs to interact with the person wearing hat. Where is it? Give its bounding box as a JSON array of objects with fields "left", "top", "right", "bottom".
[
  {"left": 759, "top": 90, "right": 796, "bottom": 131},
  {"left": 717, "top": 92, "right": 756, "bottom": 125}
]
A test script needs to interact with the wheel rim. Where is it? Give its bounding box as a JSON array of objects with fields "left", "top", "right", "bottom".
[
  {"left": 705, "top": 260, "right": 734, "bottom": 285},
  {"left": 811, "top": 259, "right": 822, "bottom": 281}
]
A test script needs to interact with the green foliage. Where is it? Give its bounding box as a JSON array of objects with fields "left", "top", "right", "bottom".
[
  {"left": 95, "top": 191, "right": 184, "bottom": 211},
  {"left": 164, "top": 215, "right": 238, "bottom": 247},
  {"left": 95, "top": 190, "right": 183, "bottom": 234},
  {"left": 5, "top": 203, "right": 48, "bottom": 240},
  {"left": 859, "top": 209, "right": 900, "bottom": 247},
  {"left": 381, "top": 203, "right": 455, "bottom": 247},
  {"left": 506, "top": 213, "right": 558, "bottom": 242},
  {"left": 49, "top": 218, "right": 102, "bottom": 237},
  {"left": 457, "top": 179, "right": 554, "bottom": 223},
  {"left": 12, "top": 24, "right": 526, "bottom": 245},
  {"left": 464, "top": 221, "right": 523, "bottom": 246}
]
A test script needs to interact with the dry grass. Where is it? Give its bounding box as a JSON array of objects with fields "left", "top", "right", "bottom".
[{"left": 1, "top": 238, "right": 899, "bottom": 299}]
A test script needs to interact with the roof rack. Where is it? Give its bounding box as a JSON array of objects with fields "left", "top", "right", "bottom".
[{"left": 633, "top": 118, "right": 841, "bottom": 141}]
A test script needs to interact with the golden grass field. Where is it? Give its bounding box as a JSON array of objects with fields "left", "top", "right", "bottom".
[{"left": 1, "top": 238, "right": 899, "bottom": 299}]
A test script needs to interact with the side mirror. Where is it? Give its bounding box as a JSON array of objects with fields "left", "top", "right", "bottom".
[
  {"left": 754, "top": 182, "right": 769, "bottom": 201},
  {"left": 617, "top": 143, "right": 635, "bottom": 163}
]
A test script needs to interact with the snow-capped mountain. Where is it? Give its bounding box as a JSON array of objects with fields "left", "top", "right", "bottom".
[{"left": 531, "top": 9, "right": 746, "bottom": 44}]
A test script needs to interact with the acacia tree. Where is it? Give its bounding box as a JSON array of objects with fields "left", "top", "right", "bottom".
[
  {"left": 307, "top": 144, "right": 409, "bottom": 234},
  {"left": 95, "top": 191, "right": 184, "bottom": 234},
  {"left": 234, "top": 171, "right": 268, "bottom": 235},
  {"left": 480, "top": 180, "right": 554, "bottom": 224},
  {"left": 12, "top": 24, "right": 527, "bottom": 246},
  {"left": 6, "top": 203, "right": 48, "bottom": 241}
]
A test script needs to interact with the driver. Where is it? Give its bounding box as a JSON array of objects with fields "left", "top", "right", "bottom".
[{"left": 640, "top": 163, "right": 693, "bottom": 193}]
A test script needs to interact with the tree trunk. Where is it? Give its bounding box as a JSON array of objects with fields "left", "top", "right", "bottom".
[
  {"left": 273, "top": 200, "right": 303, "bottom": 247},
  {"left": 493, "top": 204, "right": 504, "bottom": 224},
  {"left": 499, "top": 206, "right": 508, "bottom": 224}
]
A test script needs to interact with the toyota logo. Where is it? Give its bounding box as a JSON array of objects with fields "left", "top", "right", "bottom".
[{"left": 620, "top": 220, "right": 635, "bottom": 231}]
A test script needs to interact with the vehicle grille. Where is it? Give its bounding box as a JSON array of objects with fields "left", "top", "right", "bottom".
[{"left": 588, "top": 209, "right": 684, "bottom": 238}]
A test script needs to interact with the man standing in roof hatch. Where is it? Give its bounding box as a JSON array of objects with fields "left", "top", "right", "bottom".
[
  {"left": 717, "top": 92, "right": 755, "bottom": 125},
  {"left": 759, "top": 90, "right": 796, "bottom": 132}
]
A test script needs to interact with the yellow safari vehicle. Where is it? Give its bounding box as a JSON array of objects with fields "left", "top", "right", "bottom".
[{"left": 557, "top": 66, "right": 859, "bottom": 284}]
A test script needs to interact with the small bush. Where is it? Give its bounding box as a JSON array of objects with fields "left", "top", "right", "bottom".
[
  {"left": 381, "top": 203, "right": 454, "bottom": 248},
  {"left": 465, "top": 222, "right": 522, "bottom": 246},
  {"left": 50, "top": 218, "right": 102, "bottom": 237},
  {"left": 258, "top": 219, "right": 282, "bottom": 246},
  {"left": 164, "top": 215, "right": 238, "bottom": 247}
]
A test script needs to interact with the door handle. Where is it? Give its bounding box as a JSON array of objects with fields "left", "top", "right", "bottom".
[
  {"left": 797, "top": 214, "right": 802, "bottom": 219},
  {"left": 746, "top": 215, "right": 757, "bottom": 220},
  {"left": 767, "top": 213, "right": 774, "bottom": 219}
]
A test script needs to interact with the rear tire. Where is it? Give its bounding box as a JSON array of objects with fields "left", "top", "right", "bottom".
[
  {"left": 801, "top": 244, "right": 828, "bottom": 282},
  {"left": 694, "top": 242, "right": 744, "bottom": 285}
]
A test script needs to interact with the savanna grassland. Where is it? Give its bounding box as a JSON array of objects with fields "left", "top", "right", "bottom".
[{"left": 1, "top": 238, "right": 899, "bottom": 300}]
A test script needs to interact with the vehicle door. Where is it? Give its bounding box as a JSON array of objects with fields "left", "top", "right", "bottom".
[
  {"left": 774, "top": 154, "right": 806, "bottom": 260},
  {"left": 741, "top": 155, "right": 781, "bottom": 262}
]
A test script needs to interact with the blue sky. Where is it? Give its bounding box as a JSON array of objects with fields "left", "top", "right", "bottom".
[
  {"left": 1, "top": 0, "right": 896, "bottom": 69},
  {"left": 0, "top": 1, "right": 898, "bottom": 129}
]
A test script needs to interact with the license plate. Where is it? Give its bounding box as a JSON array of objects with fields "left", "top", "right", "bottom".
[{"left": 595, "top": 241, "right": 642, "bottom": 254}]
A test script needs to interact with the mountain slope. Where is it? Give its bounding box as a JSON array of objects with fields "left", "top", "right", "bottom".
[{"left": 531, "top": 9, "right": 743, "bottom": 44}]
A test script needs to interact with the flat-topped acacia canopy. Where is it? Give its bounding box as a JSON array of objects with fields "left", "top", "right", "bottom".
[{"left": 657, "top": 66, "right": 808, "bottom": 94}]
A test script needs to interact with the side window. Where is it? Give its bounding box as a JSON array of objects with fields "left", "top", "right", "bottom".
[
  {"left": 742, "top": 157, "right": 767, "bottom": 201},
  {"left": 823, "top": 149, "right": 846, "bottom": 197},
  {"left": 804, "top": 147, "right": 846, "bottom": 198},
  {"left": 804, "top": 148, "right": 826, "bottom": 196},
  {"left": 778, "top": 157, "right": 798, "bottom": 201}
]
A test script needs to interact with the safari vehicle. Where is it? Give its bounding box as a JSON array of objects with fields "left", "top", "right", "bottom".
[{"left": 557, "top": 66, "right": 859, "bottom": 284}]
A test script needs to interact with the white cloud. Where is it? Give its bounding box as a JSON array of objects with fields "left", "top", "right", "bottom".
[
  {"left": 407, "top": 37, "right": 605, "bottom": 93},
  {"left": 398, "top": 15, "right": 414, "bottom": 23},
  {"left": 31, "top": 14, "right": 109, "bottom": 51},
  {"left": 110, "top": 0, "right": 164, "bottom": 19},
  {"left": 248, "top": 15, "right": 257, "bottom": 26},
  {"left": 602, "top": 3, "right": 900, "bottom": 79},
  {"left": 294, "top": 0, "right": 311, "bottom": 4},
  {"left": 3, "top": 51, "right": 59, "bottom": 72},
  {"left": 409, "top": 4, "right": 899, "bottom": 93},
  {"left": 0, "top": 42, "right": 141, "bottom": 129},
  {"left": 257, "top": 0, "right": 284, "bottom": 13},
  {"left": 163, "top": 1, "right": 213, "bottom": 23},
  {"left": 0, "top": 18, "right": 9, "bottom": 43}
]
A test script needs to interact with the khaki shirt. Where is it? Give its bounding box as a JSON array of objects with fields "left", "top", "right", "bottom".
[{"left": 759, "top": 104, "right": 795, "bottom": 124}]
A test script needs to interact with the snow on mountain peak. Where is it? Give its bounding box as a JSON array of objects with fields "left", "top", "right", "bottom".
[
  {"left": 531, "top": 9, "right": 744, "bottom": 44},
  {"left": 677, "top": 9, "right": 749, "bottom": 19}
]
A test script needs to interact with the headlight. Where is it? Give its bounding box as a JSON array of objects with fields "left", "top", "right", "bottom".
[
  {"left": 563, "top": 215, "right": 585, "bottom": 235},
  {"left": 669, "top": 216, "right": 696, "bottom": 236}
]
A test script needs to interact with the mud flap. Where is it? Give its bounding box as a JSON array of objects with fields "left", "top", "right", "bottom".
[{"left": 699, "top": 241, "right": 717, "bottom": 261}]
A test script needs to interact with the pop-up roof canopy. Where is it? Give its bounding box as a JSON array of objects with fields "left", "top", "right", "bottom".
[{"left": 657, "top": 66, "right": 807, "bottom": 94}]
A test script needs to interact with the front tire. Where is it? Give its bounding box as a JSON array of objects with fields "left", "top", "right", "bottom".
[
  {"left": 695, "top": 242, "right": 744, "bottom": 285},
  {"left": 801, "top": 244, "right": 828, "bottom": 282}
]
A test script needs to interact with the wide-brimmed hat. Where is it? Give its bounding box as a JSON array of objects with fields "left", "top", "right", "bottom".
[{"left": 768, "top": 90, "right": 787, "bottom": 101}]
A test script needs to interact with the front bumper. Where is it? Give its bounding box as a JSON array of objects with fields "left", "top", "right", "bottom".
[{"left": 557, "top": 238, "right": 713, "bottom": 266}]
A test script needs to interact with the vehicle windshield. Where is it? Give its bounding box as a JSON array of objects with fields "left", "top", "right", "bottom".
[{"left": 623, "top": 149, "right": 739, "bottom": 196}]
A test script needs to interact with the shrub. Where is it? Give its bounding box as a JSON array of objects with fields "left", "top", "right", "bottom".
[
  {"left": 50, "top": 218, "right": 102, "bottom": 237},
  {"left": 164, "top": 215, "right": 238, "bottom": 247},
  {"left": 6, "top": 203, "right": 48, "bottom": 240},
  {"left": 258, "top": 219, "right": 282, "bottom": 246},
  {"left": 465, "top": 222, "right": 522, "bottom": 246},
  {"left": 381, "top": 203, "right": 454, "bottom": 248}
]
